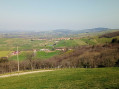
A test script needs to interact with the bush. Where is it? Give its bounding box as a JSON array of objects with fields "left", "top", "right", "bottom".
[
  {"left": 111, "top": 38, "right": 118, "bottom": 43},
  {"left": 0, "top": 57, "right": 8, "bottom": 63}
]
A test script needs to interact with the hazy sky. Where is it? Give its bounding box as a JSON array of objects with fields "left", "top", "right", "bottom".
[{"left": 0, "top": 0, "right": 119, "bottom": 31}]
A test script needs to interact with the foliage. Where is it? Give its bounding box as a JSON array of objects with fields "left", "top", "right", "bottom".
[
  {"left": 99, "top": 31, "right": 119, "bottom": 38},
  {"left": 111, "top": 38, "right": 119, "bottom": 43},
  {"left": 0, "top": 57, "right": 8, "bottom": 63}
]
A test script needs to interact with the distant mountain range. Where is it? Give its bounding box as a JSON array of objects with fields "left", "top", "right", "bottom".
[
  {"left": 52, "top": 27, "right": 110, "bottom": 34},
  {"left": 0, "top": 27, "right": 118, "bottom": 38},
  {"left": 78, "top": 27, "right": 109, "bottom": 33},
  {"left": 53, "top": 29, "right": 72, "bottom": 33},
  {"left": 0, "top": 27, "right": 112, "bottom": 33}
]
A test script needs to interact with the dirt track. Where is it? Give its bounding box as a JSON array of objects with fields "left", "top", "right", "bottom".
[{"left": 0, "top": 70, "right": 54, "bottom": 78}]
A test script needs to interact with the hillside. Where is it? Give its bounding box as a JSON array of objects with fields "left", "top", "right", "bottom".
[
  {"left": 0, "top": 29, "right": 119, "bottom": 89},
  {"left": 0, "top": 68, "right": 119, "bottom": 89},
  {"left": 0, "top": 27, "right": 116, "bottom": 38},
  {"left": 78, "top": 27, "right": 109, "bottom": 33},
  {"left": 0, "top": 30, "right": 119, "bottom": 73},
  {"left": 99, "top": 31, "right": 119, "bottom": 38}
]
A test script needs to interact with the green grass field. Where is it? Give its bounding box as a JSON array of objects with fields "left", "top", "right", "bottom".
[
  {"left": 0, "top": 68, "right": 119, "bottom": 89},
  {"left": 9, "top": 51, "right": 60, "bottom": 61},
  {"left": 36, "top": 51, "right": 60, "bottom": 59},
  {"left": 95, "top": 36, "right": 119, "bottom": 44},
  {"left": 0, "top": 51, "right": 12, "bottom": 57},
  {"left": 55, "top": 39, "right": 87, "bottom": 48},
  {"left": 80, "top": 38, "right": 96, "bottom": 45},
  {"left": 9, "top": 51, "right": 28, "bottom": 61},
  {"left": 0, "top": 38, "right": 54, "bottom": 51}
]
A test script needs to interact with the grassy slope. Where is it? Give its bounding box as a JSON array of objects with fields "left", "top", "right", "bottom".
[
  {"left": 0, "top": 68, "right": 119, "bottom": 89},
  {"left": 95, "top": 36, "right": 119, "bottom": 44},
  {"left": 55, "top": 35, "right": 119, "bottom": 48},
  {"left": 9, "top": 51, "right": 60, "bottom": 61},
  {"left": 55, "top": 39, "right": 86, "bottom": 48},
  {"left": 36, "top": 51, "right": 60, "bottom": 59},
  {"left": 0, "top": 51, "right": 12, "bottom": 57},
  {"left": 0, "top": 38, "right": 54, "bottom": 51},
  {"left": 80, "top": 38, "right": 96, "bottom": 45},
  {"left": 9, "top": 51, "right": 27, "bottom": 61}
]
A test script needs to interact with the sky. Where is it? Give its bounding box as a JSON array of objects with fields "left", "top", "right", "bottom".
[{"left": 0, "top": 0, "right": 119, "bottom": 31}]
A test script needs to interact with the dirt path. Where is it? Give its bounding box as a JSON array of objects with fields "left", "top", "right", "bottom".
[{"left": 0, "top": 70, "right": 54, "bottom": 78}]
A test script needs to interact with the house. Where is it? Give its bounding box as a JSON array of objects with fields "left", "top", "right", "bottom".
[
  {"left": 11, "top": 51, "right": 20, "bottom": 55},
  {"left": 31, "top": 38, "right": 46, "bottom": 41},
  {"left": 33, "top": 49, "right": 37, "bottom": 55},
  {"left": 56, "top": 38, "right": 71, "bottom": 40},
  {"left": 33, "top": 49, "right": 37, "bottom": 52},
  {"left": 38, "top": 38, "right": 46, "bottom": 40},
  {"left": 55, "top": 48, "right": 65, "bottom": 51},
  {"left": 55, "top": 41, "right": 59, "bottom": 43},
  {"left": 56, "top": 48, "right": 72, "bottom": 51},
  {"left": 40, "top": 49, "right": 50, "bottom": 52}
]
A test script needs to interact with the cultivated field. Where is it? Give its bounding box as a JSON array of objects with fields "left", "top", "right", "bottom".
[
  {"left": 9, "top": 51, "right": 60, "bottom": 61},
  {"left": 0, "top": 51, "right": 12, "bottom": 57}
]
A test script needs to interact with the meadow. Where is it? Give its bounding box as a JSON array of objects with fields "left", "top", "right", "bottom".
[
  {"left": 0, "top": 38, "right": 54, "bottom": 51},
  {"left": 0, "top": 68, "right": 119, "bottom": 89},
  {"left": 9, "top": 51, "right": 60, "bottom": 61},
  {"left": 0, "top": 51, "right": 12, "bottom": 57},
  {"left": 36, "top": 51, "right": 60, "bottom": 59}
]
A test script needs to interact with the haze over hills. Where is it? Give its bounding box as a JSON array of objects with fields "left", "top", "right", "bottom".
[
  {"left": 0, "top": 27, "right": 118, "bottom": 38},
  {"left": 0, "top": 27, "right": 112, "bottom": 33},
  {"left": 78, "top": 27, "right": 109, "bottom": 33}
]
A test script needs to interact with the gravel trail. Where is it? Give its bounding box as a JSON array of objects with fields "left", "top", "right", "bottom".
[{"left": 0, "top": 70, "right": 54, "bottom": 78}]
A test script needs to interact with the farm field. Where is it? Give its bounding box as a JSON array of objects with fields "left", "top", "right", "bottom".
[
  {"left": 0, "top": 51, "right": 12, "bottom": 57},
  {"left": 0, "top": 34, "right": 119, "bottom": 60},
  {"left": 9, "top": 51, "right": 60, "bottom": 61},
  {"left": 55, "top": 39, "right": 87, "bottom": 48},
  {"left": 0, "top": 68, "right": 119, "bottom": 89},
  {"left": 0, "top": 35, "right": 118, "bottom": 51},
  {"left": 36, "top": 51, "right": 60, "bottom": 59},
  {"left": 0, "top": 38, "right": 54, "bottom": 51},
  {"left": 54, "top": 36, "right": 117, "bottom": 48}
]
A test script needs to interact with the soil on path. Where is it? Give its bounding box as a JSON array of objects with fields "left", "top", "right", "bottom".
[{"left": 0, "top": 70, "right": 54, "bottom": 78}]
